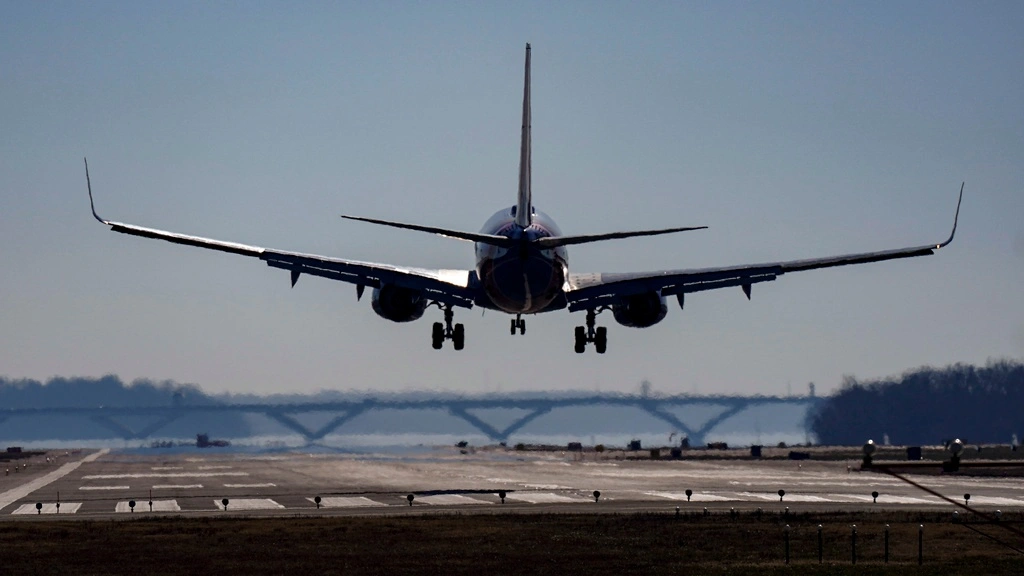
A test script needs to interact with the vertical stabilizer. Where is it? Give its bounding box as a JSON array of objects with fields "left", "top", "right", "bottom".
[{"left": 515, "top": 43, "right": 532, "bottom": 229}]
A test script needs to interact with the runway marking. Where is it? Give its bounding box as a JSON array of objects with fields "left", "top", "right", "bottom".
[
  {"left": 11, "top": 503, "right": 83, "bottom": 515},
  {"left": 821, "top": 494, "right": 877, "bottom": 503},
  {"left": 198, "top": 465, "right": 234, "bottom": 470},
  {"left": 217, "top": 498, "right": 284, "bottom": 511},
  {"left": 523, "top": 484, "right": 572, "bottom": 490},
  {"left": 223, "top": 483, "right": 276, "bottom": 488},
  {"left": 416, "top": 494, "right": 492, "bottom": 506},
  {"left": 79, "top": 485, "right": 130, "bottom": 491},
  {"left": 832, "top": 494, "right": 939, "bottom": 505},
  {"left": 83, "top": 472, "right": 248, "bottom": 479},
  {"left": 644, "top": 491, "right": 735, "bottom": 502},
  {"left": 308, "top": 497, "right": 387, "bottom": 508},
  {"left": 734, "top": 492, "right": 836, "bottom": 503},
  {"left": 965, "top": 496, "right": 1024, "bottom": 506},
  {"left": 728, "top": 492, "right": 941, "bottom": 505},
  {"left": 152, "top": 484, "right": 203, "bottom": 489},
  {"left": 504, "top": 492, "right": 584, "bottom": 504},
  {"left": 0, "top": 449, "right": 108, "bottom": 513},
  {"left": 115, "top": 500, "right": 181, "bottom": 513},
  {"left": 151, "top": 467, "right": 183, "bottom": 471}
]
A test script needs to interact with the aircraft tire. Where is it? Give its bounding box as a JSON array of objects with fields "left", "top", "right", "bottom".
[
  {"left": 432, "top": 322, "right": 444, "bottom": 350},
  {"left": 574, "top": 326, "right": 586, "bottom": 353},
  {"left": 594, "top": 327, "right": 607, "bottom": 354},
  {"left": 453, "top": 323, "right": 465, "bottom": 350}
]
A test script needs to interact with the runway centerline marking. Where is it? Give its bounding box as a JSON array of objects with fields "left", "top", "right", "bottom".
[
  {"left": 417, "top": 494, "right": 492, "bottom": 506},
  {"left": 115, "top": 500, "right": 180, "bottom": 513},
  {"left": 307, "top": 497, "right": 387, "bottom": 508},
  {"left": 504, "top": 492, "right": 584, "bottom": 504},
  {"left": 79, "top": 485, "right": 130, "bottom": 491},
  {"left": 223, "top": 483, "right": 276, "bottom": 488},
  {"left": 217, "top": 498, "right": 283, "bottom": 511},
  {"left": 644, "top": 491, "right": 734, "bottom": 502},
  {"left": 82, "top": 472, "right": 248, "bottom": 479},
  {"left": 12, "top": 503, "right": 83, "bottom": 515},
  {"left": 152, "top": 484, "right": 203, "bottom": 490},
  {"left": 0, "top": 449, "right": 108, "bottom": 513}
]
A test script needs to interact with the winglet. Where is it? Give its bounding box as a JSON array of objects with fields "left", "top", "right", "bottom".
[
  {"left": 84, "top": 158, "right": 107, "bottom": 224},
  {"left": 936, "top": 182, "right": 964, "bottom": 249}
]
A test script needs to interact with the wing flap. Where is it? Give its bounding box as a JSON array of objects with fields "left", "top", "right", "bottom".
[{"left": 261, "top": 250, "right": 475, "bottom": 308}]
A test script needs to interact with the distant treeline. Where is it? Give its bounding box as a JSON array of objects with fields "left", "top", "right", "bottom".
[
  {"left": 0, "top": 375, "right": 251, "bottom": 441},
  {"left": 808, "top": 360, "right": 1023, "bottom": 446}
]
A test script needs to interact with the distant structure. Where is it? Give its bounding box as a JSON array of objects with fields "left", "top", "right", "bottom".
[{"left": 2, "top": 393, "right": 821, "bottom": 447}]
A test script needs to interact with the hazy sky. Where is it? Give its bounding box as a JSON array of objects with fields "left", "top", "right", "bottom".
[{"left": 2, "top": 2, "right": 1022, "bottom": 397}]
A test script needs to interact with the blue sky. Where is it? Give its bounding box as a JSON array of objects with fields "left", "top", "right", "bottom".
[{"left": 2, "top": 2, "right": 1022, "bottom": 396}]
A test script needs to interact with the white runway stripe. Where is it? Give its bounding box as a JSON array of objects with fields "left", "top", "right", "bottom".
[
  {"left": 733, "top": 492, "right": 787, "bottom": 502},
  {"left": 965, "top": 496, "right": 1024, "bottom": 506},
  {"left": 152, "top": 484, "right": 203, "bottom": 489},
  {"left": 217, "top": 498, "right": 283, "bottom": 511},
  {"left": 83, "top": 472, "right": 248, "bottom": 479},
  {"left": 198, "top": 466, "right": 234, "bottom": 470},
  {"left": 80, "top": 485, "right": 129, "bottom": 491},
  {"left": 116, "top": 500, "right": 180, "bottom": 513},
  {"left": 11, "top": 503, "right": 82, "bottom": 515},
  {"left": 308, "top": 497, "right": 387, "bottom": 508},
  {"left": 645, "top": 491, "right": 734, "bottom": 502},
  {"left": 416, "top": 494, "right": 492, "bottom": 505},
  {"left": 0, "top": 449, "right": 108, "bottom": 513},
  {"left": 504, "top": 492, "right": 584, "bottom": 504},
  {"left": 151, "top": 467, "right": 183, "bottom": 471},
  {"left": 223, "top": 483, "right": 276, "bottom": 488}
]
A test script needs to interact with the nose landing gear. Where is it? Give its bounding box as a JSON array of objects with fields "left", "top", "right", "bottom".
[
  {"left": 574, "top": 308, "right": 607, "bottom": 354},
  {"left": 431, "top": 303, "right": 464, "bottom": 350},
  {"left": 510, "top": 314, "right": 526, "bottom": 335}
]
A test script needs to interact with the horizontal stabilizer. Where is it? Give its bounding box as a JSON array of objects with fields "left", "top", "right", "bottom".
[
  {"left": 341, "top": 215, "right": 517, "bottom": 247},
  {"left": 534, "top": 225, "right": 708, "bottom": 248}
]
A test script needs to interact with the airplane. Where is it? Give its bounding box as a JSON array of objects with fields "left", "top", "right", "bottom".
[{"left": 85, "top": 43, "right": 963, "bottom": 354}]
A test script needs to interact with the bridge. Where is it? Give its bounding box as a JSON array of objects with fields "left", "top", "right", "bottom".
[{"left": 0, "top": 394, "right": 823, "bottom": 446}]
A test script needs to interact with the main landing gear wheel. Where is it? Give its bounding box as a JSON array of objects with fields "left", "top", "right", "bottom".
[
  {"left": 453, "top": 323, "right": 465, "bottom": 351},
  {"left": 510, "top": 314, "right": 526, "bottom": 335},
  {"left": 430, "top": 303, "right": 464, "bottom": 351},
  {"left": 574, "top": 308, "right": 608, "bottom": 354},
  {"left": 432, "top": 322, "right": 444, "bottom": 350}
]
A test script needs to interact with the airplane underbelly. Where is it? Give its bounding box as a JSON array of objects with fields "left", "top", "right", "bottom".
[{"left": 480, "top": 253, "right": 564, "bottom": 314}]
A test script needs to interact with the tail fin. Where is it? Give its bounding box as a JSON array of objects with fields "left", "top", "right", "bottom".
[{"left": 515, "top": 43, "right": 532, "bottom": 229}]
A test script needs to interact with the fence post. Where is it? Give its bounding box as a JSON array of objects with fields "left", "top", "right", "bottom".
[
  {"left": 918, "top": 524, "right": 924, "bottom": 565},
  {"left": 784, "top": 525, "right": 790, "bottom": 564},
  {"left": 884, "top": 524, "right": 889, "bottom": 563},
  {"left": 851, "top": 525, "right": 857, "bottom": 565},
  {"left": 817, "top": 524, "right": 823, "bottom": 564}
]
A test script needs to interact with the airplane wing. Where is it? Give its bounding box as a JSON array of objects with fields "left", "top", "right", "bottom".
[
  {"left": 565, "top": 185, "right": 963, "bottom": 312},
  {"left": 85, "top": 162, "right": 476, "bottom": 309}
]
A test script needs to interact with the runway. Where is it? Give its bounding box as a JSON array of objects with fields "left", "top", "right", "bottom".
[{"left": 2, "top": 447, "right": 1022, "bottom": 520}]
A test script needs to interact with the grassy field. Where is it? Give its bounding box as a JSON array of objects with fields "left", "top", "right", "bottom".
[{"left": 2, "top": 510, "right": 1022, "bottom": 575}]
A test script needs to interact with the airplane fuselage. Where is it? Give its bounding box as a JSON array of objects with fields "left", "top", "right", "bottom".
[{"left": 475, "top": 206, "right": 568, "bottom": 314}]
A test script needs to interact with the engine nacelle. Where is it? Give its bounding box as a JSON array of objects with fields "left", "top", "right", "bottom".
[
  {"left": 371, "top": 285, "right": 427, "bottom": 323},
  {"left": 612, "top": 292, "right": 668, "bottom": 328}
]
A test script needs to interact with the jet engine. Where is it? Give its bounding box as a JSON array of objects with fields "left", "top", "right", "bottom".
[
  {"left": 611, "top": 292, "right": 668, "bottom": 328},
  {"left": 371, "top": 285, "right": 428, "bottom": 323}
]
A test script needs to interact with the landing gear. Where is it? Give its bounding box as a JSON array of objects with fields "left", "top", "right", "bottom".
[
  {"left": 430, "top": 303, "right": 464, "bottom": 350},
  {"left": 574, "top": 308, "right": 608, "bottom": 354},
  {"left": 510, "top": 314, "right": 526, "bottom": 335}
]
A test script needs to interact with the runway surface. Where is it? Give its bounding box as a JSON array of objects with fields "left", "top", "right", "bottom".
[{"left": 2, "top": 447, "right": 1022, "bottom": 520}]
